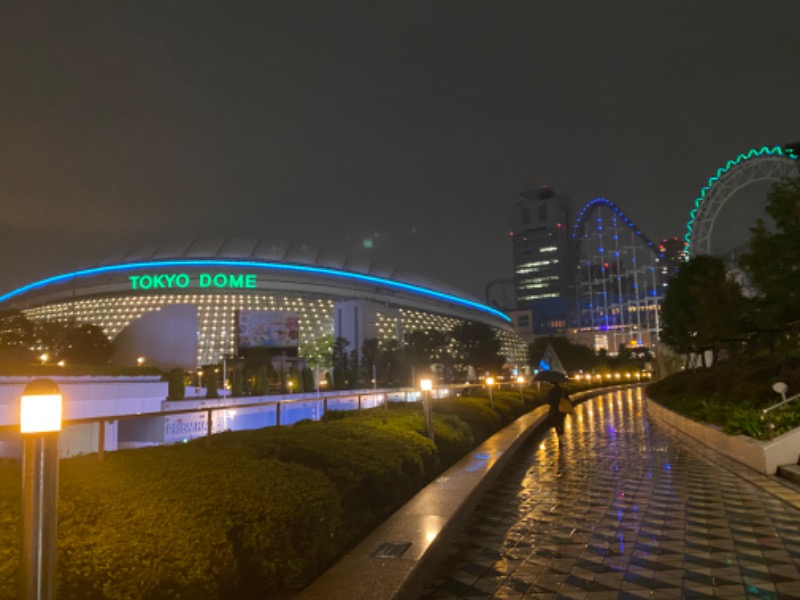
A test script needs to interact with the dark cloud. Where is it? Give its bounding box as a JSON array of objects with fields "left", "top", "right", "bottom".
[{"left": 0, "top": 1, "right": 798, "bottom": 300}]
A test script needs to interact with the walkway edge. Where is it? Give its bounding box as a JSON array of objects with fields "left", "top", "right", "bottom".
[{"left": 296, "top": 387, "right": 620, "bottom": 600}]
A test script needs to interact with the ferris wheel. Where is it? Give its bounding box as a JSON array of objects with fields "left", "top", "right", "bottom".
[{"left": 685, "top": 146, "right": 797, "bottom": 257}]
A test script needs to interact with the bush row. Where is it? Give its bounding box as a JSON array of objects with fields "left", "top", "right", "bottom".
[
  {"left": 646, "top": 356, "right": 800, "bottom": 439},
  {"left": 0, "top": 381, "right": 612, "bottom": 599}
]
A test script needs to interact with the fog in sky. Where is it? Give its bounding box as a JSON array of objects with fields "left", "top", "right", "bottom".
[{"left": 1, "top": 1, "right": 798, "bottom": 301}]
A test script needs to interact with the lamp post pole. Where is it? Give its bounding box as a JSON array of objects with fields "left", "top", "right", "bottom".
[
  {"left": 19, "top": 378, "right": 63, "bottom": 600},
  {"left": 517, "top": 376, "right": 525, "bottom": 402},
  {"left": 421, "top": 378, "right": 433, "bottom": 441},
  {"left": 486, "top": 376, "right": 495, "bottom": 410}
]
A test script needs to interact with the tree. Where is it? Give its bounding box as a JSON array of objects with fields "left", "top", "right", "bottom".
[
  {"left": 205, "top": 369, "right": 219, "bottom": 399},
  {"left": 301, "top": 367, "right": 315, "bottom": 392},
  {"left": 31, "top": 320, "right": 113, "bottom": 364},
  {"left": 375, "top": 339, "right": 407, "bottom": 386},
  {"left": 252, "top": 365, "right": 270, "bottom": 396},
  {"left": 404, "top": 329, "right": 449, "bottom": 369},
  {"left": 740, "top": 163, "right": 800, "bottom": 352},
  {"left": 360, "top": 339, "right": 379, "bottom": 387},
  {"left": 300, "top": 335, "right": 333, "bottom": 372},
  {"left": 62, "top": 323, "right": 113, "bottom": 364},
  {"left": 450, "top": 321, "right": 505, "bottom": 376},
  {"left": 660, "top": 255, "right": 749, "bottom": 367},
  {"left": 231, "top": 369, "right": 244, "bottom": 397},
  {"left": 332, "top": 337, "right": 350, "bottom": 389},
  {"left": 346, "top": 348, "right": 360, "bottom": 388},
  {"left": 167, "top": 368, "right": 185, "bottom": 400},
  {"left": 528, "top": 336, "right": 599, "bottom": 373},
  {"left": 287, "top": 366, "right": 302, "bottom": 393},
  {"left": 0, "top": 310, "right": 35, "bottom": 363}
]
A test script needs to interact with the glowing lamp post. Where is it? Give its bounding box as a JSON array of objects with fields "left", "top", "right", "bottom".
[
  {"left": 137, "top": 356, "right": 145, "bottom": 367},
  {"left": 19, "top": 378, "right": 63, "bottom": 600},
  {"left": 486, "top": 376, "right": 495, "bottom": 410},
  {"left": 420, "top": 378, "right": 434, "bottom": 440},
  {"left": 516, "top": 375, "right": 525, "bottom": 401}
]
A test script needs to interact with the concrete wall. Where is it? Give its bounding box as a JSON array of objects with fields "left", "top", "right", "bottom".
[{"left": 646, "top": 397, "right": 800, "bottom": 475}]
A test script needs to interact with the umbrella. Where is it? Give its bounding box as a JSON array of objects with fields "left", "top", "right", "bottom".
[{"left": 534, "top": 370, "right": 568, "bottom": 383}]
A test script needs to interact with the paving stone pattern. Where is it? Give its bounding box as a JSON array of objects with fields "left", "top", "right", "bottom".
[{"left": 420, "top": 387, "right": 800, "bottom": 599}]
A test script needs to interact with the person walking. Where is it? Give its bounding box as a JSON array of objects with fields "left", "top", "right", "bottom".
[{"left": 547, "top": 380, "right": 572, "bottom": 441}]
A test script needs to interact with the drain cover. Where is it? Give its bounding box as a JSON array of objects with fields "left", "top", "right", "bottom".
[{"left": 372, "top": 541, "right": 412, "bottom": 558}]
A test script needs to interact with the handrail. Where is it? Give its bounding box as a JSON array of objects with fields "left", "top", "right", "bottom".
[{"left": 762, "top": 392, "right": 800, "bottom": 415}]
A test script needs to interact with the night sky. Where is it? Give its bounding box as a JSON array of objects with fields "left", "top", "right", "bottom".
[{"left": 1, "top": 2, "right": 798, "bottom": 302}]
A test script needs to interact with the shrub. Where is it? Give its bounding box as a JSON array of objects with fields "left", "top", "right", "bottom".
[
  {"left": 646, "top": 355, "right": 800, "bottom": 440},
  {"left": 0, "top": 461, "right": 21, "bottom": 600},
  {"left": 210, "top": 413, "right": 438, "bottom": 546},
  {"left": 166, "top": 367, "right": 185, "bottom": 400},
  {"left": 436, "top": 396, "right": 502, "bottom": 443},
  {"left": 0, "top": 445, "right": 342, "bottom": 599}
]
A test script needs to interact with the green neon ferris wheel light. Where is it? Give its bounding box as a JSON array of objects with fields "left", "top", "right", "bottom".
[{"left": 684, "top": 145, "right": 798, "bottom": 256}]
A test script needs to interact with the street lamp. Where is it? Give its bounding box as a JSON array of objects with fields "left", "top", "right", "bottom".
[
  {"left": 516, "top": 375, "right": 525, "bottom": 401},
  {"left": 420, "top": 378, "right": 433, "bottom": 440},
  {"left": 19, "top": 378, "right": 63, "bottom": 600},
  {"left": 137, "top": 356, "right": 145, "bottom": 367},
  {"left": 486, "top": 376, "right": 495, "bottom": 410}
]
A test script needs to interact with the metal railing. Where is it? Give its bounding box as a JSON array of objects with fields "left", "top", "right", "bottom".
[
  {"left": 762, "top": 391, "right": 800, "bottom": 439},
  {"left": 1, "top": 386, "right": 471, "bottom": 459}
]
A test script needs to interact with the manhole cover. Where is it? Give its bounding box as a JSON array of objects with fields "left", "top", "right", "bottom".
[{"left": 372, "top": 541, "right": 412, "bottom": 558}]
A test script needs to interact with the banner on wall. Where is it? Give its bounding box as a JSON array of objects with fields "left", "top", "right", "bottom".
[{"left": 237, "top": 310, "right": 299, "bottom": 348}]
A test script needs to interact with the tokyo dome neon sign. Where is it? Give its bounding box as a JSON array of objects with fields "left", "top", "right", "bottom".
[{"left": 128, "top": 272, "right": 258, "bottom": 290}]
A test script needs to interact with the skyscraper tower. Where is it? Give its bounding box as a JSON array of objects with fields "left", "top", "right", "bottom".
[{"left": 510, "top": 186, "right": 573, "bottom": 334}]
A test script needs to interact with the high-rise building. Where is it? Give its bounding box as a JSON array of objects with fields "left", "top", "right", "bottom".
[
  {"left": 656, "top": 237, "right": 686, "bottom": 288},
  {"left": 510, "top": 186, "right": 573, "bottom": 334}
]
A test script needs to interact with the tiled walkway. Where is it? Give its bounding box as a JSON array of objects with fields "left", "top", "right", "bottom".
[{"left": 420, "top": 387, "right": 800, "bottom": 599}]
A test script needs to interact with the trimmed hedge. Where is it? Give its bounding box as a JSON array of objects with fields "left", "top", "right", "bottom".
[
  {"left": 1, "top": 446, "right": 341, "bottom": 599},
  {"left": 0, "top": 461, "right": 20, "bottom": 600},
  {"left": 210, "top": 409, "right": 456, "bottom": 547},
  {"left": 0, "top": 381, "right": 616, "bottom": 598}
]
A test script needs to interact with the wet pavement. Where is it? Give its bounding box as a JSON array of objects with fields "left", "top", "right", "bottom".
[{"left": 419, "top": 387, "right": 800, "bottom": 599}]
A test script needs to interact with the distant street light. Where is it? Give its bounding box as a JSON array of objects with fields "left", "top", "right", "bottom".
[
  {"left": 19, "top": 378, "right": 63, "bottom": 600},
  {"left": 486, "top": 376, "right": 495, "bottom": 410},
  {"left": 137, "top": 356, "right": 145, "bottom": 367},
  {"left": 420, "top": 378, "right": 433, "bottom": 440},
  {"left": 516, "top": 375, "right": 525, "bottom": 401}
]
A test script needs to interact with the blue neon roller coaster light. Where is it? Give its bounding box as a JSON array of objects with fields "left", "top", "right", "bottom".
[
  {"left": 0, "top": 259, "right": 511, "bottom": 323},
  {"left": 572, "top": 198, "right": 656, "bottom": 249},
  {"left": 684, "top": 145, "right": 798, "bottom": 254}
]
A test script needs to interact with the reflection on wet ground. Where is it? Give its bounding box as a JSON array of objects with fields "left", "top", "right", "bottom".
[{"left": 420, "top": 388, "right": 800, "bottom": 599}]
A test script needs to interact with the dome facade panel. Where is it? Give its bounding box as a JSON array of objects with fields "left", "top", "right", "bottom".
[
  {"left": 252, "top": 240, "right": 290, "bottom": 261},
  {"left": 152, "top": 239, "right": 195, "bottom": 259},
  {"left": 183, "top": 237, "right": 226, "bottom": 258},
  {"left": 315, "top": 249, "right": 347, "bottom": 270},
  {"left": 218, "top": 237, "right": 260, "bottom": 258},
  {"left": 343, "top": 256, "right": 372, "bottom": 275},
  {"left": 121, "top": 244, "right": 160, "bottom": 263},
  {"left": 284, "top": 244, "right": 321, "bottom": 265}
]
